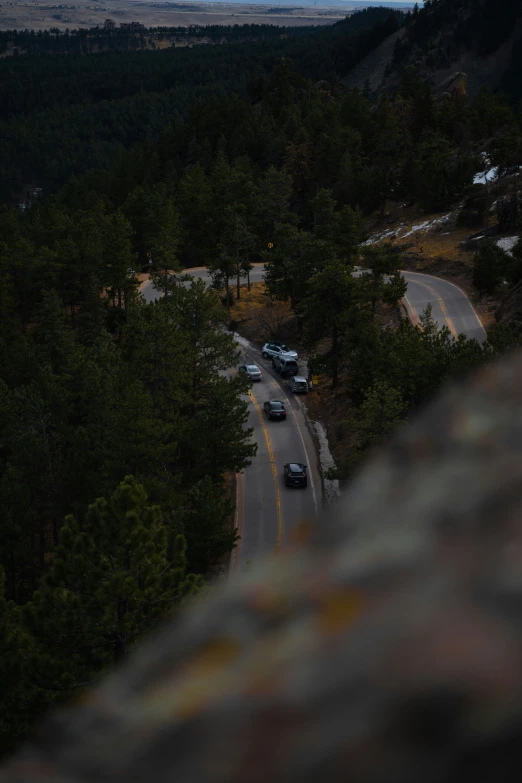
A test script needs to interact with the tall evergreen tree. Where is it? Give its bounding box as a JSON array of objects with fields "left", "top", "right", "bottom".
[
  {"left": 100, "top": 209, "right": 138, "bottom": 310},
  {"left": 302, "top": 259, "right": 356, "bottom": 388},
  {"left": 358, "top": 244, "right": 407, "bottom": 316},
  {"left": 147, "top": 191, "right": 182, "bottom": 299},
  {"left": 24, "top": 475, "right": 203, "bottom": 687}
]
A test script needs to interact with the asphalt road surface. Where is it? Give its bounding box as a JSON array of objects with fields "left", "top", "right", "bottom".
[
  {"left": 232, "top": 359, "right": 321, "bottom": 575},
  {"left": 141, "top": 264, "right": 486, "bottom": 571},
  {"left": 401, "top": 270, "right": 487, "bottom": 344}
]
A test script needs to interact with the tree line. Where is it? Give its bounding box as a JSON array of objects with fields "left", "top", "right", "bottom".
[{"left": 0, "top": 21, "right": 310, "bottom": 58}]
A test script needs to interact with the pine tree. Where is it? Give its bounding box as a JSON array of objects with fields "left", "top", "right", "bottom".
[
  {"left": 373, "top": 95, "right": 409, "bottom": 215},
  {"left": 0, "top": 568, "right": 32, "bottom": 757},
  {"left": 213, "top": 206, "right": 256, "bottom": 301},
  {"left": 413, "top": 131, "right": 471, "bottom": 211},
  {"left": 310, "top": 188, "right": 336, "bottom": 239},
  {"left": 75, "top": 275, "right": 108, "bottom": 347},
  {"left": 181, "top": 475, "right": 238, "bottom": 576},
  {"left": 100, "top": 209, "right": 138, "bottom": 310},
  {"left": 254, "top": 165, "right": 296, "bottom": 246},
  {"left": 358, "top": 244, "right": 407, "bottom": 316},
  {"left": 168, "top": 279, "right": 256, "bottom": 480},
  {"left": 23, "top": 476, "right": 203, "bottom": 689},
  {"left": 147, "top": 193, "right": 182, "bottom": 299},
  {"left": 176, "top": 162, "right": 214, "bottom": 267},
  {"left": 302, "top": 259, "right": 356, "bottom": 388},
  {"left": 263, "top": 224, "right": 330, "bottom": 311},
  {"left": 33, "top": 289, "right": 75, "bottom": 374},
  {"left": 472, "top": 240, "right": 509, "bottom": 293},
  {"left": 332, "top": 382, "right": 407, "bottom": 480}
]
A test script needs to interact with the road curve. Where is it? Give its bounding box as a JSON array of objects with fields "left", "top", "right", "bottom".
[
  {"left": 401, "top": 270, "right": 486, "bottom": 344},
  {"left": 140, "top": 264, "right": 486, "bottom": 571}
]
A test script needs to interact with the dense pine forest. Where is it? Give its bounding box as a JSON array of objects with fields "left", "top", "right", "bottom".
[{"left": 1, "top": 1, "right": 522, "bottom": 754}]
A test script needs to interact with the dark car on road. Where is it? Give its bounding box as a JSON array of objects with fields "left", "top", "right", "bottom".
[
  {"left": 284, "top": 462, "right": 307, "bottom": 488},
  {"left": 287, "top": 376, "right": 309, "bottom": 394},
  {"left": 239, "top": 363, "right": 263, "bottom": 382},
  {"left": 272, "top": 355, "right": 299, "bottom": 378},
  {"left": 263, "top": 400, "right": 287, "bottom": 420}
]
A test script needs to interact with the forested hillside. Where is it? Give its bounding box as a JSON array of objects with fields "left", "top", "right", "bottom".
[
  {"left": 0, "top": 7, "right": 401, "bottom": 200},
  {"left": 1, "top": 1, "right": 522, "bottom": 756}
]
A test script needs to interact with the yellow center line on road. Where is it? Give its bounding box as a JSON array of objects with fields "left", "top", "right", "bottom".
[
  {"left": 402, "top": 294, "right": 419, "bottom": 326},
  {"left": 248, "top": 389, "right": 283, "bottom": 551},
  {"left": 406, "top": 279, "right": 458, "bottom": 339},
  {"left": 420, "top": 280, "right": 459, "bottom": 339}
]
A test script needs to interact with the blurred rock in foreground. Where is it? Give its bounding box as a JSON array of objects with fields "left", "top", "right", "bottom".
[{"left": 2, "top": 349, "right": 522, "bottom": 783}]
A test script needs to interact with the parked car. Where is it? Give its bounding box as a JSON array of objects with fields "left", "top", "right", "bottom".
[
  {"left": 261, "top": 341, "right": 298, "bottom": 360},
  {"left": 287, "top": 376, "right": 309, "bottom": 394},
  {"left": 273, "top": 354, "right": 299, "bottom": 377},
  {"left": 284, "top": 463, "right": 308, "bottom": 488},
  {"left": 263, "top": 400, "right": 287, "bottom": 420},
  {"left": 239, "top": 364, "right": 263, "bottom": 382}
]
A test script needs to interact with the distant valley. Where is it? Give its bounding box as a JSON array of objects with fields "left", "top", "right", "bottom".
[{"left": 0, "top": 0, "right": 351, "bottom": 32}]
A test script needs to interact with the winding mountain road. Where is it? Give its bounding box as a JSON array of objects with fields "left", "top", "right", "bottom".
[
  {"left": 401, "top": 270, "right": 486, "bottom": 343},
  {"left": 141, "top": 264, "right": 486, "bottom": 572}
]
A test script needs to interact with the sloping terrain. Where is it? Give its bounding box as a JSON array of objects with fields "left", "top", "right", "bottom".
[
  {"left": 342, "top": 0, "right": 522, "bottom": 100},
  {"left": 389, "top": 0, "right": 522, "bottom": 99},
  {"left": 342, "top": 26, "right": 405, "bottom": 92}
]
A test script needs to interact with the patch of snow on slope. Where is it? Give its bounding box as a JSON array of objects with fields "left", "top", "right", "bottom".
[
  {"left": 474, "top": 167, "right": 499, "bottom": 184},
  {"left": 308, "top": 419, "right": 340, "bottom": 503},
  {"left": 401, "top": 220, "right": 432, "bottom": 238},
  {"left": 400, "top": 212, "right": 452, "bottom": 238},
  {"left": 496, "top": 236, "right": 519, "bottom": 256},
  {"left": 361, "top": 229, "right": 396, "bottom": 246},
  {"left": 233, "top": 332, "right": 255, "bottom": 350},
  {"left": 363, "top": 212, "right": 453, "bottom": 246}
]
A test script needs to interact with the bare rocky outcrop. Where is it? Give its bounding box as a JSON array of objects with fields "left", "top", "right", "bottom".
[
  {"left": 342, "top": 27, "right": 405, "bottom": 93},
  {"left": 433, "top": 70, "right": 467, "bottom": 100}
]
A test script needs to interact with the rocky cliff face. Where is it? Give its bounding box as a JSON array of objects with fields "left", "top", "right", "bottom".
[
  {"left": 2, "top": 348, "right": 522, "bottom": 782},
  {"left": 350, "top": 0, "right": 522, "bottom": 101}
]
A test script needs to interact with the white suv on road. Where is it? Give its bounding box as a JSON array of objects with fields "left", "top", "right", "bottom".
[{"left": 261, "top": 341, "right": 298, "bottom": 360}]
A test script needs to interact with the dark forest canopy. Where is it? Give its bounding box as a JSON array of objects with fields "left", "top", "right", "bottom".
[{"left": 0, "top": 7, "right": 402, "bottom": 200}]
